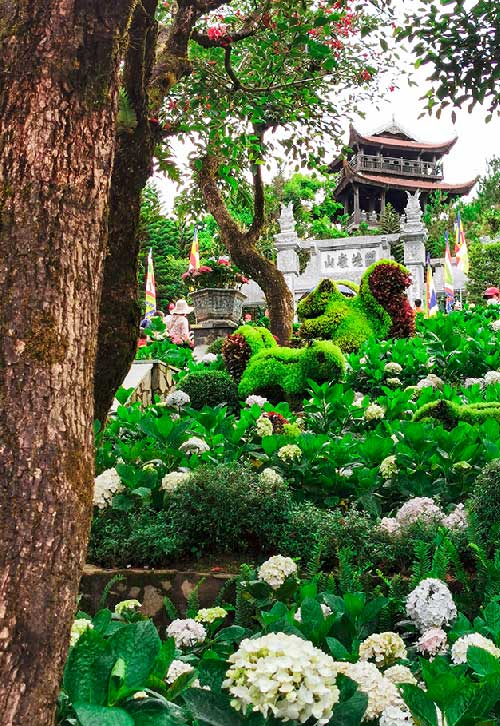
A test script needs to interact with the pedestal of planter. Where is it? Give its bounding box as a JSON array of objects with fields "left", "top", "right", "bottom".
[{"left": 192, "top": 288, "right": 246, "bottom": 347}]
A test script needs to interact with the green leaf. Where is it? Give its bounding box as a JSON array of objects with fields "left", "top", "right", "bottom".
[
  {"left": 467, "top": 646, "right": 500, "bottom": 677},
  {"left": 150, "top": 638, "right": 176, "bottom": 682},
  {"left": 197, "top": 659, "right": 229, "bottom": 693},
  {"left": 214, "top": 626, "right": 248, "bottom": 643},
  {"left": 328, "top": 691, "right": 367, "bottom": 725},
  {"left": 183, "top": 689, "right": 246, "bottom": 726},
  {"left": 74, "top": 703, "right": 134, "bottom": 726},
  {"left": 325, "top": 637, "right": 350, "bottom": 660},
  {"left": 63, "top": 629, "right": 115, "bottom": 706},
  {"left": 115, "top": 387, "right": 135, "bottom": 405},
  {"left": 401, "top": 684, "right": 438, "bottom": 726},
  {"left": 109, "top": 621, "right": 161, "bottom": 688},
  {"left": 124, "top": 697, "right": 189, "bottom": 725}
]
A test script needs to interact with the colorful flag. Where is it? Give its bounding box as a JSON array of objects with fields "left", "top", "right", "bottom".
[
  {"left": 454, "top": 210, "right": 469, "bottom": 275},
  {"left": 444, "top": 231, "right": 454, "bottom": 312},
  {"left": 425, "top": 252, "right": 438, "bottom": 317},
  {"left": 188, "top": 227, "right": 200, "bottom": 272},
  {"left": 145, "top": 248, "right": 156, "bottom": 319}
]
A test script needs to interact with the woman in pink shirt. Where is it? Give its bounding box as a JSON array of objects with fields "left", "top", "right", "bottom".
[{"left": 166, "top": 299, "right": 193, "bottom": 344}]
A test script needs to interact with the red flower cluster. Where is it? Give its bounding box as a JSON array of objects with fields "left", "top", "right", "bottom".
[
  {"left": 368, "top": 263, "right": 416, "bottom": 339},
  {"left": 262, "top": 411, "right": 289, "bottom": 434},
  {"left": 207, "top": 24, "right": 231, "bottom": 44}
]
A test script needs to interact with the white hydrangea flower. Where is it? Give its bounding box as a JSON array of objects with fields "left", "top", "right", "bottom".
[
  {"left": 200, "top": 353, "right": 218, "bottom": 364},
  {"left": 491, "top": 319, "right": 500, "bottom": 332},
  {"left": 359, "top": 356, "right": 368, "bottom": 365},
  {"left": 161, "top": 470, "right": 191, "bottom": 492},
  {"left": 379, "top": 517, "right": 401, "bottom": 536},
  {"left": 442, "top": 503, "right": 467, "bottom": 530},
  {"left": 70, "top": 618, "right": 93, "bottom": 647},
  {"left": 451, "top": 633, "right": 500, "bottom": 664},
  {"left": 380, "top": 455, "right": 399, "bottom": 480},
  {"left": 396, "top": 498, "right": 443, "bottom": 529},
  {"left": 384, "top": 362, "right": 403, "bottom": 375},
  {"left": 294, "top": 603, "right": 332, "bottom": 623},
  {"left": 452, "top": 461, "right": 472, "bottom": 472},
  {"left": 484, "top": 370, "right": 500, "bottom": 386},
  {"left": 166, "top": 619, "right": 207, "bottom": 649},
  {"left": 386, "top": 377, "right": 402, "bottom": 387},
  {"left": 133, "top": 691, "right": 148, "bottom": 699},
  {"left": 114, "top": 599, "right": 141, "bottom": 615},
  {"left": 195, "top": 607, "right": 227, "bottom": 624},
  {"left": 256, "top": 415, "right": 274, "bottom": 437},
  {"left": 223, "top": 633, "right": 340, "bottom": 724},
  {"left": 179, "top": 437, "right": 210, "bottom": 455},
  {"left": 258, "top": 555, "right": 297, "bottom": 590},
  {"left": 463, "top": 377, "right": 484, "bottom": 389},
  {"left": 415, "top": 374, "right": 443, "bottom": 390},
  {"left": 166, "top": 659, "right": 195, "bottom": 684},
  {"left": 246, "top": 394, "right": 268, "bottom": 407},
  {"left": 164, "top": 390, "right": 191, "bottom": 408},
  {"left": 364, "top": 403, "right": 385, "bottom": 421},
  {"left": 258, "top": 468, "right": 284, "bottom": 487},
  {"left": 359, "top": 632, "right": 407, "bottom": 666},
  {"left": 352, "top": 391, "right": 365, "bottom": 407},
  {"left": 338, "top": 467, "right": 354, "bottom": 478},
  {"left": 93, "top": 468, "right": 125, "bottom": 509},
  {"left": 383, "top": 665, "right": 417, "bottom": 686},
  {"left": 416, "top": 628, "right": 448, "bottom": 657},
  {"left": 380, "top": 705, "right": 415, "bottom": 726},
  {"left": 406, "top": 579, "right": 457, "bottom": 632},
  {"left": 277, "top": 444, "right": 302, "bottom": 463},
  {"left": 336, "top": 661, "right": 401, "bottom": 720}
]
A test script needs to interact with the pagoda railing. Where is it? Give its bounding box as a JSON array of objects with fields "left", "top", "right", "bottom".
[{"left": 350, "top": 153, "right": 443, "bottom": 179}]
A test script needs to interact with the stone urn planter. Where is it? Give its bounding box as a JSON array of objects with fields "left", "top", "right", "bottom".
[{"left": 192, "top": 287, "right": 246, "bottom": 325}]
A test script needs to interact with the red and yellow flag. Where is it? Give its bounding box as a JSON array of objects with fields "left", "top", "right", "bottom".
[
  {"left": 145, "top": 248, "right": 156, "bottom": 319},
  {"left": 188, "top": 227, "right": 200, "bottom": 271}
]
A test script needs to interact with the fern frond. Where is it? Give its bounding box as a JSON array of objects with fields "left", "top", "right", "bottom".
[
  {"left": 98, "top": 574, "right": 125, "bottom": 610},
  {"left": 117, "top": 88, "right": 137, "bottom": 132}
]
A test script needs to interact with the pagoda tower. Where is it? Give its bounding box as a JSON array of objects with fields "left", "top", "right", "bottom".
[{"left": 330, "top": 120, "right": 476, "bottom": 231}]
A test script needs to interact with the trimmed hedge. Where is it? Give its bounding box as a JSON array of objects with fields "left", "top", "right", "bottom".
[
  {"left": 413, "top": 399, "right": 500, "bottom": 428},
  {"left": 178, "top": 370, "right": 239, "bottom": 410}
]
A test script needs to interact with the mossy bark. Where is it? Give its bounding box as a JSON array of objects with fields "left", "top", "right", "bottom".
[{"left": 0, "top": 1, "right": 135, "bottom": 723}]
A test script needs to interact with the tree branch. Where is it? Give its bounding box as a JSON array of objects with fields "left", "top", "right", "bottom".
[{"left": 248, "top": 127, "right": 265, "bottom": 242}]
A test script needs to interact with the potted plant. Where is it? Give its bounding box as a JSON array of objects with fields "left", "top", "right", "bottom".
[{"left": 182, "top": 257, "right": 248, "bottom": 324}]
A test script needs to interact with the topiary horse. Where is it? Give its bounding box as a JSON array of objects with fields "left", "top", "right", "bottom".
[{"left": 297, "top": 259, "right": 415, "bottom": 352}]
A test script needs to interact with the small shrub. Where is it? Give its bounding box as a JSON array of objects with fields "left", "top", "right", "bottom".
[
  {"left": 207, "top": 337, "right": 225, "bottom": 355},
  {"left": 166, "top": 463, "right": 293, "bottom": 557},
  {"left": 414, "top": 399, "right": 500, "bottom": 428},
  {"left": 469, "top": 459, "right": 500, "bottom": 553},
  {"left": 177, "top": 370, "right": 239, "bottom": 409},
  {"left": 88, "top": 508, "right": 178, "bottom": 567},
  {"left": 222, "top": 334, "right": 252, "bottom": 382}
]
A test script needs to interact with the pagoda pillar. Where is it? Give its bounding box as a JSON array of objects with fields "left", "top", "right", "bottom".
[
  {"left": 353, "top": 184, "right": 360, "bottom": 224},
  {"left": 380, "top": 189, "right": 386, "bottom": 214}
]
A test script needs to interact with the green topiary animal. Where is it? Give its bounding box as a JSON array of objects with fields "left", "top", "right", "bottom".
[
  {"left": 413, "top": 399, "right": 500, "bottom": 429},
  {"left": 297, "top": 259, "right": 415, "bottom": 352}
]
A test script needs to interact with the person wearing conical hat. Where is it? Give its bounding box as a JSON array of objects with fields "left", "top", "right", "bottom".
[{"left": 166, "top": 299, "right": 193, "bottom": 344}]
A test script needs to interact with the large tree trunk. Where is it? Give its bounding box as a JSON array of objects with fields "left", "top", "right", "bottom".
[
  {"left": 198, "top": 153, "right": 295, "bottom": 343},
  {"left": 93, "top": 0, "right": 159, "bottom": 424},
  {"left": 0, "top": 2, "right": 135, "bottom": 723}
]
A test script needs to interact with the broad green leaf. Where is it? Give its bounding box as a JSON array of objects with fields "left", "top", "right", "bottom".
[
  {"left": 401, "top": 684, "right": 438, "bottom": 726},
  {"left": 183, "top": 689, "right": 246, "bottom": 726},
  {"left": 124, "top": 697, "right": 188, "bottom": 725},
  {"left": 467, "top": 646, "right": 500, "bottom": 677},
  {"left": 328, "top": 691, "right": 368, "bottom": 725},
  {"left": 326, "top": 637, "right": 350, "bottom": 660},
  {"left": 63, "top": 629, "right": 115, "bottom": 706},
  {"left": 73, "top": 703, "right": 134, "bottom": 726},
  {"left": 109, "top": 621, "right": 161, "bottom": 688}
]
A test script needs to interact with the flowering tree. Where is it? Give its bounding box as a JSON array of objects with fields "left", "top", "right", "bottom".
[{"left": 95, "top": 0, "right": 397, "bottom": 418}]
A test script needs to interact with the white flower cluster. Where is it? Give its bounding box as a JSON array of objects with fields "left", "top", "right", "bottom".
[
  {"left": 258, "top": 555, "right": 298, "bottom": 590},
  {"left": 359, "top": 632, "right": 407, "bottom": 666},
  {"left": 70, "top": 618, "right": 93, "bottom": 646},
  {"left": 223, "top": 633, "right": 340, "bottom": 724},
  {"left": 463, "top": 377, "right": 484, "bottom": 389},
  {"left": 277, "top": 444, "right": 302, "bottom": 463},
  {"left": 114, "top": 599, "right": 141, "bottom": 615},
  {"left": 484, "top": 370, "right": 500, "bottom": 386},
  {"left": 161, "top": 470, "right": 191, "bottom": 492},
  {"left": 179, "top": 437, "right": 210, "bottom": 455},
  {"left": 416, "top": 628, "right": 448, "bottom": 657},
  {"left": 93, "top": 468, "right": 124, "bottom": 509},
  {"left": 406, "top": 578, "right": 457, "bottom": 632},
  {"left": 384, "top": 362, "right": 403, "bottom": 375},
  {"left": 164, "top": 389, "right": 191, "bottom": 408},
  {"left": 195, "top": 607, "right": 227, "bottom": 624},
  {"left": 383, "top": 665, "right": 416, "bottom": 686},
  {"left": 246, "top": 394, "right": 268, "bottom": 407},
  {"left": 166, "top": 659, "right": 195, "bottom": 684},
  {"left": 364, "top": 403, "right": 385, "bottom": 420},
  {"left": 200, "top": 353, "right": 218, "bottom": 364},
  {"left": 491, "top": 319, "right": 500, "bottom": 332},
  {"left": 258, "top": 468, "right": 284, "bottom": 487},
  {"left": 336, "top": 661, "right": 402, "bottom": 720},
  {"left": 166, "top": 618, "right": 207, "bottom": 649},
  {"left": 256, "top": 415, "right": 274, "bottom": 437},
  {"left": 379, "top": 498, "right": 467, "bottom": 537},
  {"left": 352, "top": 391, "right": 365, "bottom": 407},
  {"left": 386, "top": 377, "right": 402, "bottom": 387},
  {"left": 380, "top": 705, "right": 415, "bottom": 726},
  {"left": 415, "top": 374, "right": 443, "bottom": 391},
  {"left": 451, "top": 632, "right": 500, "bottom": 664},
  {"left": 379, "top": 455, "right": 399, "bottom": 480},
  {"left": 294, "top": 603, "right": 332, "bottom": 623}
]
